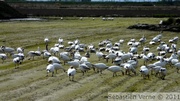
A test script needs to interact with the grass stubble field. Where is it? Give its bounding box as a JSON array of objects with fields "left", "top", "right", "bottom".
[{"left": 0, "top": 17, "right": 179, "bottom": 101}]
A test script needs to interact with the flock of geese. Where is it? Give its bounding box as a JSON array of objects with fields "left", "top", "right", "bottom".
[{"left": 0, "top": 34, "right": 180, "bottom": 81}]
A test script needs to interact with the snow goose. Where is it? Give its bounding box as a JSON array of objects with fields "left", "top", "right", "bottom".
[
  {"left": 171, "top": 43, "right": 177, "bottom": 52},
  {"left": 147, "top": 52, "right": 156, "bottom": 61},
  {"left": 121, "top": 63, "right": 136, "bottom": 75},
  {"left": 140, "top": 53, "right": 149, "bottom": 65},
  {"left": 119, "top": 39, "right": 124, "bottom": 46},
  {"left": 52, "top": 62, "right": 66, "bottom": 73},
  {"left": 142, "top": 46, "right": 150, "bottom": 54},
  {"left": 0, "top": 53, "right": 7, "bottom": 63},
  {"left": 84, "top": 61, "right": 95, "bottom": 71},
  {"left": 68, "top": 41, "right": 74, "bottom": 45},
  {"left": 98, "top": 41, "right": 106, "bottom": 47},
  {"left": 67, "top": 66, "right": 76, "bottom": 81},
  {"left": 126, "top": 58, "right": 139, "bottom": 69},
  {"left": 44, "top": 37, "right": 49, "bottom": 44},
  {"left": 58, "top": 37, "right": 63, "bottom": 44},
  {"left": 46, "top": 64, "right": 54, "bottom": 77},
  {"left": 73, "top": 50, "right": 81, "bottom": 60},
  {"left": 114, "top": 42, "right": 120, "bottom": 47},
  {"left": 42, "top": 50, "right": 51, "bottom": 59},
  {"left": 48, "top": 56, "right": 61, "bottom": 64},
  {"left": 44, "top": 37, "right": 49, "bottom": 51},
  {"left": 74, "top": 39, "right": 80, "bottom": 45},
  {"left": 169, "top": 36, "right": 179, "bottom": 43},
  {"left": 153, "top": 58, "right": 168, "bottom": 68},
  {"left": 106, "top": 42, "right": 113, "bottom": 48},
  {"left": 168, "top": 52, "right": 179, "bottom": 61},
  {"left": 149, "top": 41, "right": 156, "bottom": 45},
  {"left": 107, "top": 65, "right": 124, "bottom": 77},
  {"left": 59, "top": 52, "right": 71, "bottom": 65},
  {"left": 80, "top": 56, "right": 88, "bottom": 63},
  {"left": 0, "top": 46, "right": 15, "bottom": 56},
  {"left": 120, "top": 52, "right": 133, "bottom": 63},
  {"left": 46, "top": 60, "right": 66, "bottom": 77},
  {"left": 85, "top": 51, "right": 90, "bottom": 58},
  {"left": 151, "top": 66, "right": 162, "bottom": 76},
  {"left": 170, "top": 59, "right": 179, "bottom": 66},
  {"left": 140, "top": 65, "right": 150, "bottom": 79},
  {"left": 92, "top": 63, "right": 108, "bottom": 74},
  {"left": 178, "top": 49, "right": 180, "bottom": 58},
  {"left": 12, "top": 53, "right": 25, "bottom": 63},
  {"left": 13, "top": 57, "right": 21, "bottom": 69},
  {"left": 174, "top": 62, "right": 180, "bottom": 73},
  {"left": 67, "top": 60, "right": 80, "bottom": 69},
  {"left": 105, "top": 52, "right": 117, "bottom": 63},
  {"left": 139, "top": 36, "right": 146, "bottom": 45},
  {"left": 96, "top": 50, "right": 105, "bottom": 61},
  {"left": 132, "top": 41, "right": 140, "bottom": 47},
  {"left": 129, "top": 46, "right": 138, "bottom": 54},
  {"left": 16, "top": 47, "right": 24, "bottom": 53},
  {"left": 27, "top": 47, "right": 41, "bottom": 60},
  {"left": 159, "top": 67, "right": 167, "bottom": 80},
  {"left": 79, "top": 62, "right": 90, "bottom": 75},
  {"left": 50, "top": 46, "right": 59, "bottom": 56},
  {"left": 152, "top": 36, "right": 161, "bottom": 43},
  {"left": 113, "top": 56, "right": 122, "bottom": 66}
]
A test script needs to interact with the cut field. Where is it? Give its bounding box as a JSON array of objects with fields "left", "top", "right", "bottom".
[{"left": 0, "top": 17, "right": 179, "bottom": 101}]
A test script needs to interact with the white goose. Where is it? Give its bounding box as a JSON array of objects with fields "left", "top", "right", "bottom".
[
  {"left": 16, "top": 47, "right": 24, "bottom": 53},
  {"left": 140, "top": 65, "right": 150, "bottom": 79},
  {"left": 59, "top": 52, "right": 71, "bottom": 65},
  {"left": 105, "top": 52, "right": 117, "bottom": 63},
  {"left": 46, "top": 64, "right": 55, "bottom": 77},
  {"left": 96, "top": 50, "right": 105, "bottom": 61},
  {"left": 129, "top": 46, "right": 138, "bottom": 54},
  {"left": 13, "top": 57, "right": 21, "bottom": 69},
  {"left": 27, "top": 47, "right": 41, "bottom": 60},
  {"left": 46, "top": 61, "right": 66, "bottom": 77},
  {"left": 121, "top": 63, "right": 136, "bottom": 75},
  {"left": 113, "top": 56, "right": 122, "bottom": 66},
  {"left": 73, "top": 50, "right": 81, "bottom": 60},
  {"left": 12, "top": 53, "right": 25, "bottom": 63},
  {"left": 67, "top": 60, "right": 80, "bottom": 69},
  {"left": 139, "top": 36, "right": 146, "bottom": 45},
  {"left": 143, "top": 46, "right": 150, "bottom": 54},
  {"left": 140, "top": 53, "right": 149, "bottom": 65},
  {"left": 44, "top": 37, "right": 49, "bottom": 51},
  {"left": 48, "top": 56, "right": 61, "bottom": 64},
  {"left": 44, "top": 37, "right": 49, "bottom": 44},
  {"left": 153, "top": 58, "right": 168, "bottom": 68},
  {"left": 58, "top": 37, "right": 64, "bottom": 44},
  {"left": 67, "top": 66, "right": 76, "bottom": 81},
  {"left": 0, "top": 53, "right": 7, "bottom": 63},
  {"left": 174, "top": 62, "right": 180, "bottom": 73},
  {"left": 92, "top": 63, "right": 108, "bottom": 74},
  {"left": 107, "top": 65, "right": 124, "bottom": 77},
  {"left": 42, "top": 50, "right": 51, "bottom": 59},
  {"left": 52, "top": 62, "right": 66, "bottom": 73},
  {"left": 79, "top": 62, "right": 90, "bottom": 75},
  {"left": 119, "top": 39, "right": 124, "bottom": 46},
  {"left": 50, "top": 46, "right": 59, "bottom": 56},
  {"left": 0, "top": 46, "right": 15, "bottom": 56}
]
